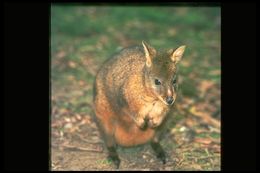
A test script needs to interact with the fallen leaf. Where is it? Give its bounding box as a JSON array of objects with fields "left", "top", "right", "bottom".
[
  {"left": 191, "top": 164, "right": 202, "bottom": 170},
  {"left": 59, "top": 108, "right": 69, "bottom": 116},
  {"left": 68, "top": 61, "right": 77, "bottom": 68},
  {"left": 198, "top": 80, "right": 215, "bottom": 97},
  {"left": 208, "top": 144, "right": 221, "bottom": 153},
  {"left": 75, "top": 114, "right": 82, "bottom": 120},
  {"left": 56, "top": 51, "right": 66, "bottom": 59},
  {"left": 179, "top": 126, "right": 187, "bottom": 132},
  {"left": 209, "top": 69, "right": 221, "bottom": 76},
  {"left": 64, "top": 117, "right": 71, "bottom": 123},
  {"left": 64, "top": 122, "right": 73, "bottom": 129},
  {"left": 51, "top": 121, "right": 62, "bottom": 128},
  {"left": 71, "top": 117, "right": 77, "bottom": 123},
  {"left": 194, "top": 138, "right": 212, "bottom": 145}
]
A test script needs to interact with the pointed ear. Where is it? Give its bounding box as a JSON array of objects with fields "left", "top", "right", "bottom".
[
  {"left": 170, "top": 45, "right": 186, "bottom": 64},
  {"left": 142, "top": 41, "right": 156, "bottom": 67}
]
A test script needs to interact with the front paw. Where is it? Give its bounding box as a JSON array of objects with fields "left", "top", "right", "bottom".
[
  {"left": 135, "top": 116, "right": 148, "bottom": 130},
  {"left": 140, "top": 119, "right": 149, "bottom": 131}
]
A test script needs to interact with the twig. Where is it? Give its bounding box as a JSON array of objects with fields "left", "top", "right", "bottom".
[
  {"left": 197, "top": 155, "right": 218, "bottom": 160},
  {"left": 75, "top": 133, "right": 104, "bottom": 144},
  {"left": 52, "top": 143, "right": 103, "bottom": 153}
]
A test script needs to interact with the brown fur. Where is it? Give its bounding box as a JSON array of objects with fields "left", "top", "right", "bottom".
[{"left": 93, "top": 41, "right": 185, "bottom": 167}]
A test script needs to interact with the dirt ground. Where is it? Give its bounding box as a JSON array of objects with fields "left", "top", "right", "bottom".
[
  {"left": 51, "top": 81, "right": 220, "bottom": 171},
  {"left": 51, "top": 117, "right": 220, "bottom": 171}
]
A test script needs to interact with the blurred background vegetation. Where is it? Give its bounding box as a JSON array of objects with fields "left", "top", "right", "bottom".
[{"left": 51, "top": 5, "right": 220, "bottom": 171}]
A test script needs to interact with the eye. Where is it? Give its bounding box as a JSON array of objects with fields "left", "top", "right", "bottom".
[
  {"left": 154, "top": 79, "right": 161, "bottom": 85},
  {"left": 172, "top": 76, "right": 177, "bottom": 85},
  {"left": 172, "top": 78, "right": 177, "bottom": 84}
]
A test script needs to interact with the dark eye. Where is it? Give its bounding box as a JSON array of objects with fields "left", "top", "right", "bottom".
[
  {"left": 172, "top": 76, "right": 177, "bottom": 85},
  {"left": 154, "top": 79, "right": 161, "bottom": 85}
]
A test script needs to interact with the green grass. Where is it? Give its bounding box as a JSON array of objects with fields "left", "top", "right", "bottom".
[
  {"left": 210, "top": 132, "right": 220, "bottom": 139},
  {"left": 51, "top": 6, "right": 220, "bottom": 97},
  {"left": 51, "top": 6, "right": 220, "bottom": 171}
]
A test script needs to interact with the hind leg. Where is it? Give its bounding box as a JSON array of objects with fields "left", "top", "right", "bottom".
[
  {"left": 94, "top": 113, "right": 121, "bottom": 169},
  {"left": 94, "top": 77, "right": 121, "bottom": 168},
  {"left": 150, "top": 125, "right": 167, "bottom": 164},
  {"left": 150, "top": 141, "right": 166, "bottom": 164},
  {"left": 106, "top": 143, "right": 120, "bottom": 169},
  {"left": 101, "top": 128, "right": 121, "bottom": 168}
]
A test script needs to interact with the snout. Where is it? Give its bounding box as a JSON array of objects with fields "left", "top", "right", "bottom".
[{"left": 165, "top": 96, "right": 174, "bottom": 105}]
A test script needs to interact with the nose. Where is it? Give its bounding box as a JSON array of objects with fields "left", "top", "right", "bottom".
[{"left": 166, "top": 96, "right": 174, "bottom": 105}]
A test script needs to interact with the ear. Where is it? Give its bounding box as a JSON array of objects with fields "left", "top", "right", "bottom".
[
  {"left": 142, "top": 41, "right": 156, "bottom": 67},
  {"left": 170, "top": 45, "right": 186, "bottom": 64}
]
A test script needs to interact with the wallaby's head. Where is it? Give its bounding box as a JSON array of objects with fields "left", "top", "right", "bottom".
[{"left": 142, "top": 41, "right": 186, "bottom": 106}]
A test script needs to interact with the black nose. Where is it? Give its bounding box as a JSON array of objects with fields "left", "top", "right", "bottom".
[{"left": 166, "top": 96, "right": 174, "bottom": 105}]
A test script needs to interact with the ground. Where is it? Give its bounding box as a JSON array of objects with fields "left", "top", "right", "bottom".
[{"left": 51, "top": 6, "right": 221, "bottom": 171}]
